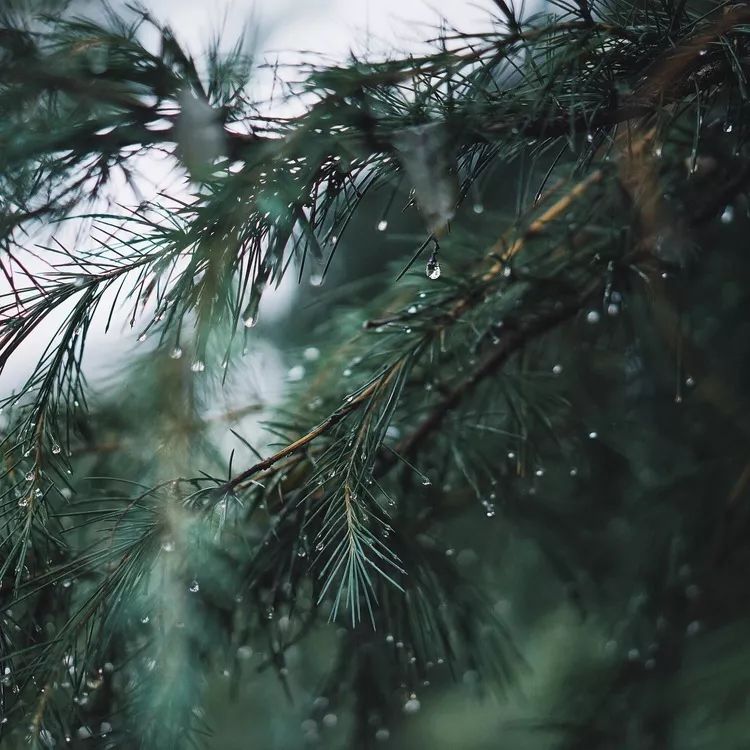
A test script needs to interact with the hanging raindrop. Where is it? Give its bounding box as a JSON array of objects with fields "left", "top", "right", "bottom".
[
  {"left": 586, "top": 310, "right": 600, "bottom": 324},
  {"left": 189, "top": 580, "right": 200, "bottom": 593},
  {"left": 426, "top": 251, "right": 441, "bottom": 280},
  {"left": 377, "top": 219, "right": 388, "bottom": 232},
  {"left": 170, "top": 347, "right": 183, "bottom": 360},
  {"left": 190, "top": 360, "right": 205, "bottom": 373}
]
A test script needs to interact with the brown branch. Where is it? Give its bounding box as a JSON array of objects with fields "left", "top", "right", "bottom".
[{"left": 225, "top": 363, "right": 404, "bottom": 492}]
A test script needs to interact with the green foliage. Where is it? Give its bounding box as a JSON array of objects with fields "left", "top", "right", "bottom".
[{"left": 2, "top": 0, "right": 750, "bottom": 747}]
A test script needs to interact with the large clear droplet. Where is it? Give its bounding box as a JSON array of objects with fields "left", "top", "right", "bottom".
[
  {"left": 190, "top": 360, "right": 205, "bottom": 373},
  {"left": 377, "top": 219, "right": 388, "bottom": 232},
  {"left": 169, "top": 347, "right": 183, "bottom": 360},
  {"left": 586, "top": 310, "right": 600, "bottom": 324},
  {"left": 721, "top": 206, "right": 734, "bottom": 224},
  {"left": 189, "top": 580, "right": 200, "bottom": 593},
  {"left": 243, "top": 315, "right": 257, "bottom": 328},
  {"left": 426, "top": 255, "right": 441, "bottom": 280}
]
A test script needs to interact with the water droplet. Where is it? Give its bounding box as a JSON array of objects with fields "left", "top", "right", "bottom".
[
  {"left": 25, "top": 472, "right": 34, "bottom": 482},
  {"left": 343, "top": 368, "right": 352, "bottom": 377},
  {"left": 507, "top": 451, "right": 516, "bottom": 460},
  {"left": 303, "top": 347, "right": 320, "bottom": 361},
  {"left": 375, "top": 728, "right": 390, "bottom": 742},
  {"left": 17, "top": 497, "right": 28, "bottom": 508},
  {"left": 161, "top": 540, "right": 175, "bottom": 553},
  {"left": 99, "top": 722, "right": 112, "bottom": 736},
  {"left": 588, "top": 431, "right": 598, "bottom": 439},
  {"left": 377, "top": 219, "right": 388, "bottom": 232},
  {"left": 552, "top": 364, "right": 563, "bottom": 375},
  {"left": 569, "top": 467, "right": 578, "bottom": 477},
  {"left": 310, "top": 274, "right": 324, "bottom": 287},
  {"left": 485, "top": 503, "right": 496, "bottom": 518},
  {"left": 607, "top": 303, "right": 620, "bottom": 316},
  {"left": 586, "top": 310, "right": 600, "bottom": 324},
  {"left": 315, "top": 542, "right": 324, "bottom": 552},
  {"left": 407, "top": 305, "right": 418, "bottom": 314},
  {"left": 385, "top": 634, "right": 394, "bottom": 643},
  {"left": 721, "top": 205, "right": 734, "bottom": 224},
  {"left": 190, "top": 360, "right": 205, "bottom": 373},
  {"left": 586, "top": 133, "right": 594, "bottom": 143},
  {"left": 421, "top": 477, "right": 431, "bottom": 486},
  {"left": 51, "top": 443, "right": 61, "bottom": 455},
  {"left": 535, "top": 468, "right": 545, "bottom": 477},
  {"left": 403, "top": 695, "right": 421, "bottom": 714},
  {"left": 627, "top": 648, "right": 640, "bottom": 661},
  {"left": 287, "top": 365, "right": 306, "bottom": 382},
  {"left": 169, "top": 347, "right": 183, "bottom": 360},
  {"left": 472, "top": 203, "right": 484, "bottom": 214},
  {"left": 685, "top": 375, "right": 695, "bottom": 388},
  {"left": 686, "top": 620, "right": 701, "bottom": 636},
  {"left": 724, "top": 123, "right": 734, "bottom": 133},
  {"left": 426, "top": 253, "right": 441, "bottom": 280},
  {"left": 189, "top": 580, "right": 200, "bottom": 593},
  {"left": 243, "top": 315, "right": 257, "bottom": 328},
  {"left": 237, "top": 645, "right": 253, "bottom": 660},
  {"left": 322, "top": 713, "right": 338, "bottom": 728}
]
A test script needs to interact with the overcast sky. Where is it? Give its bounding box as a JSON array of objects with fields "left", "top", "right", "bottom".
[{"left": 142, "top": 0, "right": 499, "bottom": 59}]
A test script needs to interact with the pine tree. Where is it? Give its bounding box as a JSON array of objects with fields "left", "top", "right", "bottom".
[{"left": 2, "top": 0, "right": 750, "bottom": 747}]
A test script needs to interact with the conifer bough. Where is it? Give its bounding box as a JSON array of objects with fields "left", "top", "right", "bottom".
[{"left": 1, "top": 1, "right": 749, "bottom": 748}]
